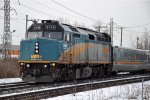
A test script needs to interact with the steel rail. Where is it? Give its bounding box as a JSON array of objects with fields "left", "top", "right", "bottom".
[{"left": 1, "top": 73, "right": 150, "bottom": 100}]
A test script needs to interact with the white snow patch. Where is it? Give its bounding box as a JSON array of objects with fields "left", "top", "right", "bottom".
[
  {"left": 44, "top": 81, "right": 150, "bottom": 100},
  {"left": 0, "top": 78, "right": 22, "bottom": 84}
]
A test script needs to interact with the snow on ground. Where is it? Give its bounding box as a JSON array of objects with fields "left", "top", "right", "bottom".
[
  {"left": 0, "top": 78, "right": 22, "bottom": 84},
  {"left": 45, "top": 81, "right": 150, "bottom": 100}
]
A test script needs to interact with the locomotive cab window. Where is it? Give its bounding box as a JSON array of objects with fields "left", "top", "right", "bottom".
[
  {"left": 88, "top": 34, "right": 95, "bottom": 40},
  {"left": 97, "top": 37, "right": 101, "bottom": 41},
  {"left": 28, "top": 32, "right": 42, "bottom": 39},
  {"left": 44, "top": 32, "right": 62, "bottom": 40},
  {"left": 64, "top": 33, "right": 72, "bottom": 42},
  {"left": 101, "top": 38, "right": 105, "bottom": 42},
  {"left": 73, "top": 34, "right": 80, "bottom": 38}
]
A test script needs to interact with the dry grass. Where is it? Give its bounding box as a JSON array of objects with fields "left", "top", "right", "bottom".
[{"left": 0, "top": 58, "right": 20, "bottom": 78}]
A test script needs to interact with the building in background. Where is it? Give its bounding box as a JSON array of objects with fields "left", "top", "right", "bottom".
[{"left": 0, "top": 44, "right": 20, "bottom": 58}]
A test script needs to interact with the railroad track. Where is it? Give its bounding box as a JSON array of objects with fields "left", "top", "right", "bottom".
[
  {"left": 0, "top": 83, "right": 37, "bottom": 95},
  {"left": 0, "top": 82, "right": 28, "bottom": 89},
  {"left": 1, "top": 73, "right": 150, "bottom": 100}
]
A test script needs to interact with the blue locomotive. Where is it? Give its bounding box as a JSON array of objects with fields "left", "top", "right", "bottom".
[{"left": 19, "top": 20, "right": 150, "bottom": 82}]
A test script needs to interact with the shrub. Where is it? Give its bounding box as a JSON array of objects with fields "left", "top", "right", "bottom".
[{"left": 0, "top": 58, "right": 20, "bottom": 78}]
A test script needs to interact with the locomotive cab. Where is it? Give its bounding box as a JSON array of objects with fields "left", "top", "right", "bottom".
[{"left": 19, "top": 20, "right": 64, "bottom": 82}]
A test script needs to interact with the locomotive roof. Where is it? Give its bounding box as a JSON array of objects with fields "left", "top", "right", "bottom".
[
  {"left": 76, "top": 27, "right": 97, "bottom": 36},
  {"left": 61, "top": 23, "right": 110, "bottom": 38},
  {"left": 114, "top": 46, "right": 150, "bottom": 52},
  {"left": 61, "top": 24, "right": 73, "bottom": 32},
  {"left": 29, "top": 20, "right": 111, "bottom": 39}
]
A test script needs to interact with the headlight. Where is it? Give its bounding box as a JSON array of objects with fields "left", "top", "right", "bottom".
[
  {"left": 20, "top": 62, "right": 24, "bottom": 65},
  {"left": 26, "top": 64, "right": 30, "bottom": 68},
  {"left": 44, "top": 65, "right": 47, "bottom": 68},
  {"left": 35, "top": 42, "right": 39, "bottom": 46},
  {"left": 51, "top": 63, "right": 55, "bottom": 66},
  {"left": 35, "top": 42, "right": 39, "bottom": 54},
  {"left": 35, "top": 50, "right": 39, "bottom": 53},
  {"left": 35, "top": 46, "right": 38, "bottom": 49}
]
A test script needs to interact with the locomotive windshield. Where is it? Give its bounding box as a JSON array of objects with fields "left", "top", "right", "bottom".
[
  {"left": 28, "top": 31, "right": 62, "bottom": 40},
  {"left": 44, "top": 32, "right": 62, "bottom": 40},
  {"left": 27, "top": 20, "right": 63, "bottom": 40},
  {"left": 28, "top": 32, "right": 42, "bottom": 38}
]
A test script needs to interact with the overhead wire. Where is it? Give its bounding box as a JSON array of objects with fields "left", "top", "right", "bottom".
[
  {"left": 33, "top": 1, "right": 72, "bottom": 17},
  {"left": 50, "top": 0, "right": 102, "bottom": 23},
  {"left": 1, "top": 1, "right": 39, "bottom": 23},
  {"left": 115, "top": 22, "right": 150, "bottom": 29},
  {"left": 123, "top": 30, "right": 145, "bottom": 34},
  {"left": 12, "top": 0, "right": 107, "bottom": 27},
  {"left": 115, "top": 22, "right": 150, "bottom": 37},
  {"left": 32, "top": 0, "right": 96, "bottom": 24},
  {"left": 4, "top": 0, "right": 150, "bottom": 33},
  {"left": 123, "top": 23, "right": 150, "bottom": 28},
  {"left": 14, "top": 11, "right": 36, "bottom": 20},
  {"left": 11, "top": 1, "right": 52, "bottom": 18},
  {"left": 13, "top": 20, "right": 25, "bottom": 24}
]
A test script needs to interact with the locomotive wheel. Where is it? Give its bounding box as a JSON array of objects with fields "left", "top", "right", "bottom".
[{"left": 112, "top": 71, "right": 117, "bottom": 76}]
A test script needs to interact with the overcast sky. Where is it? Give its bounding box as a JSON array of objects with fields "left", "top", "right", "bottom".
[{"left": 0, "top": 0, "right": 150, "bottom": 47}]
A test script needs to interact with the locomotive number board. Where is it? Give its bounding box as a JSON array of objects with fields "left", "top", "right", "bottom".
[{"left": 28, "top": 24, "right": 62, "bottom": 32}]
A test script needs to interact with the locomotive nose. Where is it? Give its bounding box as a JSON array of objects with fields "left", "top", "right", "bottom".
[
  {"left": 36, "top": 38, "right": 61, "bottom": 61},
  {"left": 20, "top": 38, "right": 61, "bottom": 61}
]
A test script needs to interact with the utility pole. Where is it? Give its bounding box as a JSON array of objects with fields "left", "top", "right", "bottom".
[
  {"left": 110, "top": 18, "right": 113, "bottom": 45},
  {"left": 0, "top": 0, "right": 18, "bottom": 59},
  {"left": 0, "top": 0, "right": 12, "bottom": 78},
  {"left": 142, "top": 78, "right": 144, "bottom": 100},
  {"left": 120, "top": 27, "right": 123, "bottom": 46},
  {"left": 110, "top": 20, "right": 112, "bottom": 36},
  {"left": 25, "top": 15, "right": 38, "bottom": 39},
  {"left": 96, "top": 26, "right": 108, "bottom": 33},
  {"left": 2, "top": 0, "right": 11, "bottom": 59},
  {"left": 98, "top": 26, "right": 101, "bottom": 33},
  {"left": 0, "top": 0, "right": 20, "bottom": 57},
  {"left": 25, "top": 15, "right": 28, "bottom": 39},
  {"left": 137, "top": 37, "right": 139, "bottom": 49},
  {"left": 0, "top": 0, "right": 18, "bottom": 78},
  {"left": 144, "top": 28, "right": 148, "bottom": 50},
  {"left": 112, "top": 18, "right": 113, "bottom": 45}
]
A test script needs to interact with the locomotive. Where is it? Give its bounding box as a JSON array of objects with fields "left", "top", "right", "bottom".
[{"left": 19, "top": 20, "right": 150, "bottom": 82}]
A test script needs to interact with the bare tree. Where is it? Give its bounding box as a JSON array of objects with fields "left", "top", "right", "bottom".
[
  {"left": 93, "top": 21, "right": 108, "bottom": 33},
  {"left": 93, "top": 21, "right": 102, "bottom": 33},
  {"left": 73, "top": 20, "right": 79, "bottom": 27},
  {"left": 137, "top": 29, "right": 150, "bottom": 50},
  {"left": 57, "top": 17, "right": 70, "bottom": 24},
  {"left": 73, "top": 20, "right": 86, "bottom": 28}
]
